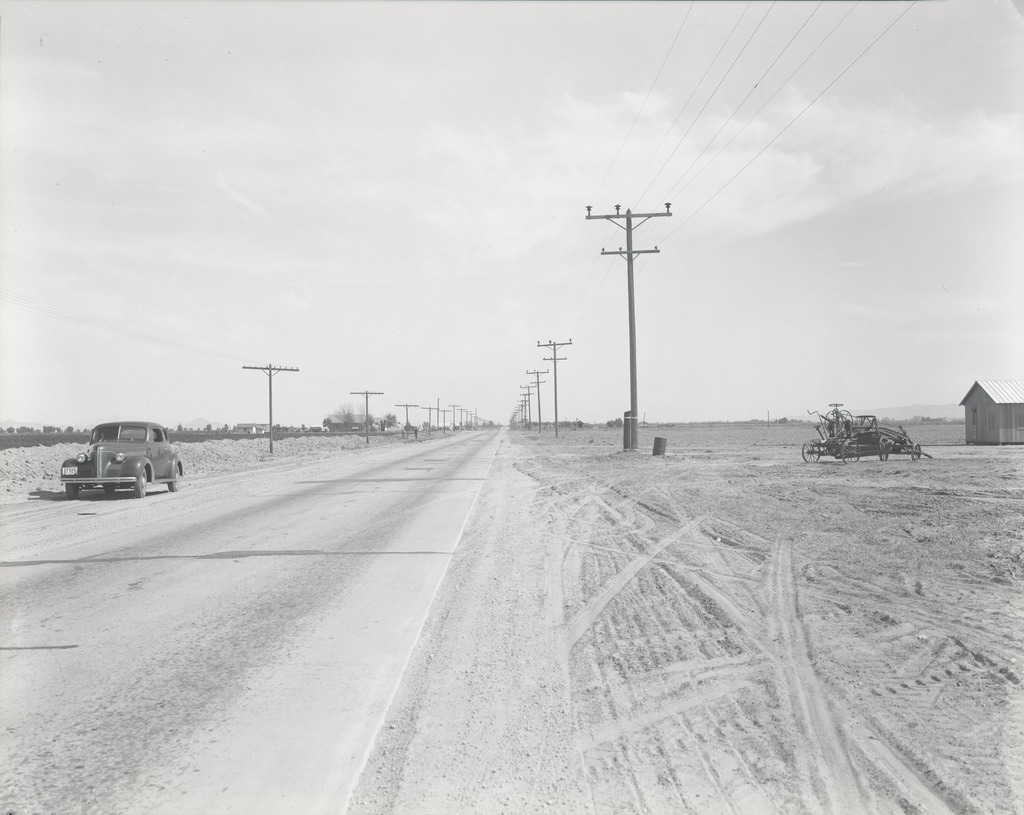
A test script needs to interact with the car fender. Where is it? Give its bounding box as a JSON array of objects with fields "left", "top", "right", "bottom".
[{"left": 106, "top": 456, "right": 150, "bottom": 480}]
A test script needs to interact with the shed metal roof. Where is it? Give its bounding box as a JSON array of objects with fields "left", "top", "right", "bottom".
[{"left": 959, "top": 379, "right": 1024, "bottom": 405}]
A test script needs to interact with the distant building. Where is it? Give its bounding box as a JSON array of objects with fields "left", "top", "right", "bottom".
[
  {"left": 959, "top": 380, "right": 1024, "bottom": 444},
  {"left": 234, "top": 423, "right": 269, "bottom": 435}
]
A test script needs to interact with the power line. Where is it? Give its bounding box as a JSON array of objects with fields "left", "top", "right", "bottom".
[
  {"left": 589, "top": 2, "right": 695, "bottom": 204},
  {"left": 636, "top": 1, "right": 776, "bottom": 204},
  {"left": 663, "top": 2, "right": 915, "bottom": 240},
  {"left": 621, "top": 2, "right": 752, "bottom": 204},
  {"left": 1, "top": 287, "right": 252, "bottom": 364},
  {"left": 659, "top": 0, "right": 824, "bottom": 203},
  {"left": 665, "top": 1, "right": 856, "bottom": 205}
]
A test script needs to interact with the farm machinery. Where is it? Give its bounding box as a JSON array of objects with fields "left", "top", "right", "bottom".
[{"left": 801, "top": 403, "right": 929, "bottom": 463}]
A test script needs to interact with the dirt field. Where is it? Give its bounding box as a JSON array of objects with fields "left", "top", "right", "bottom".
[{"left": 351, "top": 426, "right": 1023, "bottom": 814}]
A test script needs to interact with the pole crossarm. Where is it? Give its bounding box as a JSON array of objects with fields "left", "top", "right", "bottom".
[
  {"left": 242, "top": 363, "right": 299, "bottom": 455},
  {"left": 586, "top": 204, "right": 672, "bottom": 231},
  {"left": 601, "top": 247, "right": 660, "bottom": 258}
]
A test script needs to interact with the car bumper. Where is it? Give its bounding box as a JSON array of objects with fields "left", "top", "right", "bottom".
[{"left": 60, "top": 476, "right": 138, "bottom": 485}]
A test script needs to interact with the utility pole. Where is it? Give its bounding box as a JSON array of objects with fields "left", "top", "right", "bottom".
[
  {"left": 586, "top": 203, "right": 672, "bottom": 450},
  {"left": 395, "top": 402, "right": 418, "bottom": 436},
  {"left": 242, "top": 363, "right": 299, "bottom": 455},
  {"left": 439, "top": 408, "right": 448, "bottom": 432},
  {"left": 526, "top": 368, "right": 548, "bottom": 433},
  {"left": 350, "top": 390, "right": 383, "bottom": 445},
  {"left": 538, "top": 338, "right": 571, "bottom": 438},
  {"left": 520, "top": 384, "right": 534, "bottom": 428},
  {"left": 421, "top": 405, "right": 435, "bottom": 431},
  {"left": 450, "top": 404, "right": 460, "bottom": 431}
]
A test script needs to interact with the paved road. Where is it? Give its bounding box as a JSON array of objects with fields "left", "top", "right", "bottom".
[{"left": 1, "top": 430, "right": 500, "bottom": 814}]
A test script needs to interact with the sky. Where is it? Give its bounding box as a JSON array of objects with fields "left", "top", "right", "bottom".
[{"left": 1, "top": 0, "right": 1022, "bottom": 428}]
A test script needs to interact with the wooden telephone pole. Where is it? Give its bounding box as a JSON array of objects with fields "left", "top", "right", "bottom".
[
  {"left": 526, "top": 368, "right": 548, "bottom": 433},
  {"left": 395, "top": 402, "right": 419, "bottom": 436},
  {"left": 350, "top": 390, "right": 383, "bottom": 444},
  {"left": 242, "top": 363, "right": 299, "bottom": 454},
  {"left": 537, "top": 339, "right": 571, "bottom": 437},
  {"left": 586, "top": 203, "right": 672, "bottom": 450}
]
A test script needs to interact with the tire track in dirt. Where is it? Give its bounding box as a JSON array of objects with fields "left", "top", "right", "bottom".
[
  {"left": 766, "top": 538, "right": 867, "bottom": 812},
  {"left": 515, "top": 440, "right": 1020, "bottom": 813},
  {"left": 562, "top": 516, "right": 706, "bottom": 651}
]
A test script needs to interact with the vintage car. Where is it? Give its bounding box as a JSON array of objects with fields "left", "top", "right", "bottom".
[{"left": 60, "top": 421, "right": 183, "bottom": 499}]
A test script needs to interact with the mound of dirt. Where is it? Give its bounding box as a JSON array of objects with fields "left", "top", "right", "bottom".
[{"left": 0, "top": 434, "right": 404, "bottom": 502}]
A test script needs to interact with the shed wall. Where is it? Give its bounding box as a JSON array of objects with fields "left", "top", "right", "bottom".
[{"left": 962, "top": 393, "right": 1024, "bottom": 444}]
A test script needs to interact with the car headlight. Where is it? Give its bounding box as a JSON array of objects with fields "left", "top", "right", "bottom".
[
  {"left": 76, "top": 452, "right": 88, "bottom": 463},
  {"left": 113, "top": 452, "right": 126, "bottom": 463}
]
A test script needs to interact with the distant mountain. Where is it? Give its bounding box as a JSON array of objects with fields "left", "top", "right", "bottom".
[{"left": 849, "top": 403, "right": 962, "bottom": 421}]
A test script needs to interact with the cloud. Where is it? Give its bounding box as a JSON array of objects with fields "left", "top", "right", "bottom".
[
  {"left": 216, "top": 173, "right": 267, "bottom": 216},
  {"left": 657, "top": 90, "right": 1024, "bottom": 237}
]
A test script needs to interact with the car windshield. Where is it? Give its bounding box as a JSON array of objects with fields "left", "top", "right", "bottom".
[{"left": 92, "top": 425, "right": 148, "bottom": 443}]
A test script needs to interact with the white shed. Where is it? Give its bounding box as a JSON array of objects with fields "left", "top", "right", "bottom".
[{"left": 959, "top": 380, "right": 1024, "bottom": 444}]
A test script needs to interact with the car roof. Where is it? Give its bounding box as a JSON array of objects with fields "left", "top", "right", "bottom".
[{"left": 93, "top": 421, "right": 163, "bottom": 427}]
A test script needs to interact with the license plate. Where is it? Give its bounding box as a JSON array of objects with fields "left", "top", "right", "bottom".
[{"left": 61, "top": 466, "right": 77, "bottom": 476}]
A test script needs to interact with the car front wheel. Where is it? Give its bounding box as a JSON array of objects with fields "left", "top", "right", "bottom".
[
  {"left": 167, "top": 466, "right": 180, "bottom": 493},
  {"left": 134, "top": 472, "right": 147, "bottom": 499}
]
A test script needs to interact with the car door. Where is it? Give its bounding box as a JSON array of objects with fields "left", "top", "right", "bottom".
[{"left": 148, "top": 426, "right": 172, "bottom": 478}]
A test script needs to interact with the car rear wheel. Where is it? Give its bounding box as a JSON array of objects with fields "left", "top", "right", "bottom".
[
  {"left": 167, "top": 465, "right": 180, "bottom": 493},
  {"left": 65, "top": 484, "right": 79, "bottom": 500},
  {"left": 134, "top": 472, "right": 147, "bottom": 499}
]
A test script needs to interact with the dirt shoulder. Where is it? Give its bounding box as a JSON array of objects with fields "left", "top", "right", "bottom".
[{"left": 350, "top": 429, "right": 1023, "bottom": 814}]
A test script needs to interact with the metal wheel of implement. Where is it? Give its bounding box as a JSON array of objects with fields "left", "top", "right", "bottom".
[{"left": 801, "top": 441, "right": 820, "bottom": 463}]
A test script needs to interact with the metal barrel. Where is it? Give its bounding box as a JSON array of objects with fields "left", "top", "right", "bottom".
[{"left": 652, "top": 436, "right": 667, "bottom": 456}]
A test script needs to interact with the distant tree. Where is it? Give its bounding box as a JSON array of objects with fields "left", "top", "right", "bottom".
[
  {"left": 65, "top": 425, "right": 75, "bottom": 433},
  {"left": 606, "top": 417, "right": 623, "bottom": 428},
  {"left": 330, "top": 405, "right": 356, "bottom": 427},
  {"left": 205, "top": 424, "right": 213, "bottom": 432},
  {"left": 4, "top": 427, "right": 12, "bottom": 434},
  {"left": 17, "top": 426, "right": 36, "bottom": 433},
  {"left": 384, "top": 412, "right": 398, "bottom": 429}
]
